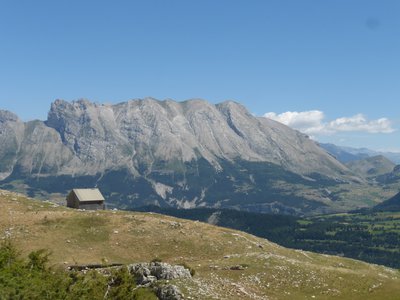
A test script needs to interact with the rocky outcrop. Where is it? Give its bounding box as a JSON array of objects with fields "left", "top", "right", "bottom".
[
  {"left": 127, "top": 262, "right": 192, "bottom": 285},
  {"left": 127, "top": 262, "right": 190, "bottom": 300},
  {"left": 156, "top": 284, "right": 184, "bottom": 300}
]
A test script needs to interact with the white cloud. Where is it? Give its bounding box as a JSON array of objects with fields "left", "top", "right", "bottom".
[
  {"left": 264, "top": 110, "right": 395, "bottom": 135},
  {"left": 264, "top": 111, "right": 327, "bottom": 135},
  {"left": 326, "top": 114, "right": 394, "bottom": 133}
]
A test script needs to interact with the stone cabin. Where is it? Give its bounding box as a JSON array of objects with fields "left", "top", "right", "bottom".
[{"left": 66, "top": 188, "right": 105, "bottom": 210}]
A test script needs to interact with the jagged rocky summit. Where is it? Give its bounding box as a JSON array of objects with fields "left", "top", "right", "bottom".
[{"left": 0, "top": 98, "right": 365, "bottom": 215}]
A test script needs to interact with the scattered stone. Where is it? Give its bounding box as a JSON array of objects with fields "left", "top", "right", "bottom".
[
  {"left": 229, "top": 265, "right": 246, "bottom": 270},
  {"left": 209, "top": 265, "right": 219, "bottom": 270},
  {"left": 170, "top": 221, "right": 182, "bottom": 229}
]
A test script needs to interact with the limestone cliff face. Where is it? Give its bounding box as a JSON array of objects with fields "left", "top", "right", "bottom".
[
  {"left": 0, "top": 98, "right": 359, "bottom": 214},
  {"left": 0, "top": 110, "right": 24, "bottom": 180},
  {"left": 43, "top": 98, "right": 350, "bottom": 177}
]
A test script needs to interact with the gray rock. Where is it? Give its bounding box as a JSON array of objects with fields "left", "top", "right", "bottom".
[
  {"left": 129, "top": 263, "right": 152, "bottom": 285},
  {"left": 0, "top": 110, "right": 19, "bottom": 122},
  {"left": 127, "top": 262, "right": 192, "bottom": 285},
  {"left": 156, "top": 284, "right": 184, "bottom": 300},
  {"left": 150, "top": 262, "right": 191, "bottom": 280}
]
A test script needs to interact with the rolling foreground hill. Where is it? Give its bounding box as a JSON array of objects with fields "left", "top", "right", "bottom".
[
  {"left": 136, "top": 206, "right": 400, "bottom": 269},
  {"left": 1, "top": 98, "right": 397, "bottom": 215},
  {"left": 1, "top": 190, "right": 400, "bottom": 299}
]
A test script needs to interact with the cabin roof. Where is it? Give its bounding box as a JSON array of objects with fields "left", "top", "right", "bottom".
[{"left": 71, "top": 188, "right": 105, "bottom": 202}]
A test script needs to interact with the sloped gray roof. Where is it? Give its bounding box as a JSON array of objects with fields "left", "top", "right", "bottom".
[{"left": 72, "top": 188, "right": 105, "bottom": 202}]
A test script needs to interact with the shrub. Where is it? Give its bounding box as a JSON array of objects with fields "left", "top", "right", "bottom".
[
  {"left": 0, "top": 239, "right": 19, "bottom": 268},
  {"left": 28, "top": 249, "right": 51, "bottom": 270},
  {"left": 0, "top": 240, "right": 157, "bottom": 299}
]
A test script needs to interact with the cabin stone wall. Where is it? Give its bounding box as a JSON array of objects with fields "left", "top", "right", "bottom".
[
  {"left": 79, "top": 201, "right": 105, "bottom": 210},
  {"left": 66, "top": 193, "right": 80, "bottom": 209}
]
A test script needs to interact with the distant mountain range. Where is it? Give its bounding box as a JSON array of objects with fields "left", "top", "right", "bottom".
[
  {"left": 0, "top": 98, "right": 398, "bottom": 215},
  {"left": 319, "top": 143, "right": 400, "bottom": 164}
]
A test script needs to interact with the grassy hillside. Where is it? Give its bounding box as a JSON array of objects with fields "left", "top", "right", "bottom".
[
  {"left": 136, "top": 206, "right": 400, "bottom": 268},
  {"left": 345, "top": 155, "right": 395, "bottom": 178},
  {"left": 373, "top": 191, "right": 400, "bottom": 212},
  {"left": 1, "top": 190, "right": 400, "bottom": 299}
]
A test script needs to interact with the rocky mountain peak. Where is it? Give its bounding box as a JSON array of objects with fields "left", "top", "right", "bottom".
[
  {"left": 216, "top": 100, "right": 250, "bottom": 115},
  {"left": 0, "top": 110, "right": 20, "bottom": 123},
  {"left": 42, "top": 97, "right": 353, "bottom": 176}
]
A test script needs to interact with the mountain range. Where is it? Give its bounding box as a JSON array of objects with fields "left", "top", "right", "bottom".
[
  {"left": 319, "top": 143, "right": 400, "bottom": 164},
  {"left": 0, "top": 98, "right": 398, "bottom": 215}
]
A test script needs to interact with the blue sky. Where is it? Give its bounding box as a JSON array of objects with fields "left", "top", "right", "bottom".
[{"left": 0, "top": 0, "right": 399, "bottom": 151}]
